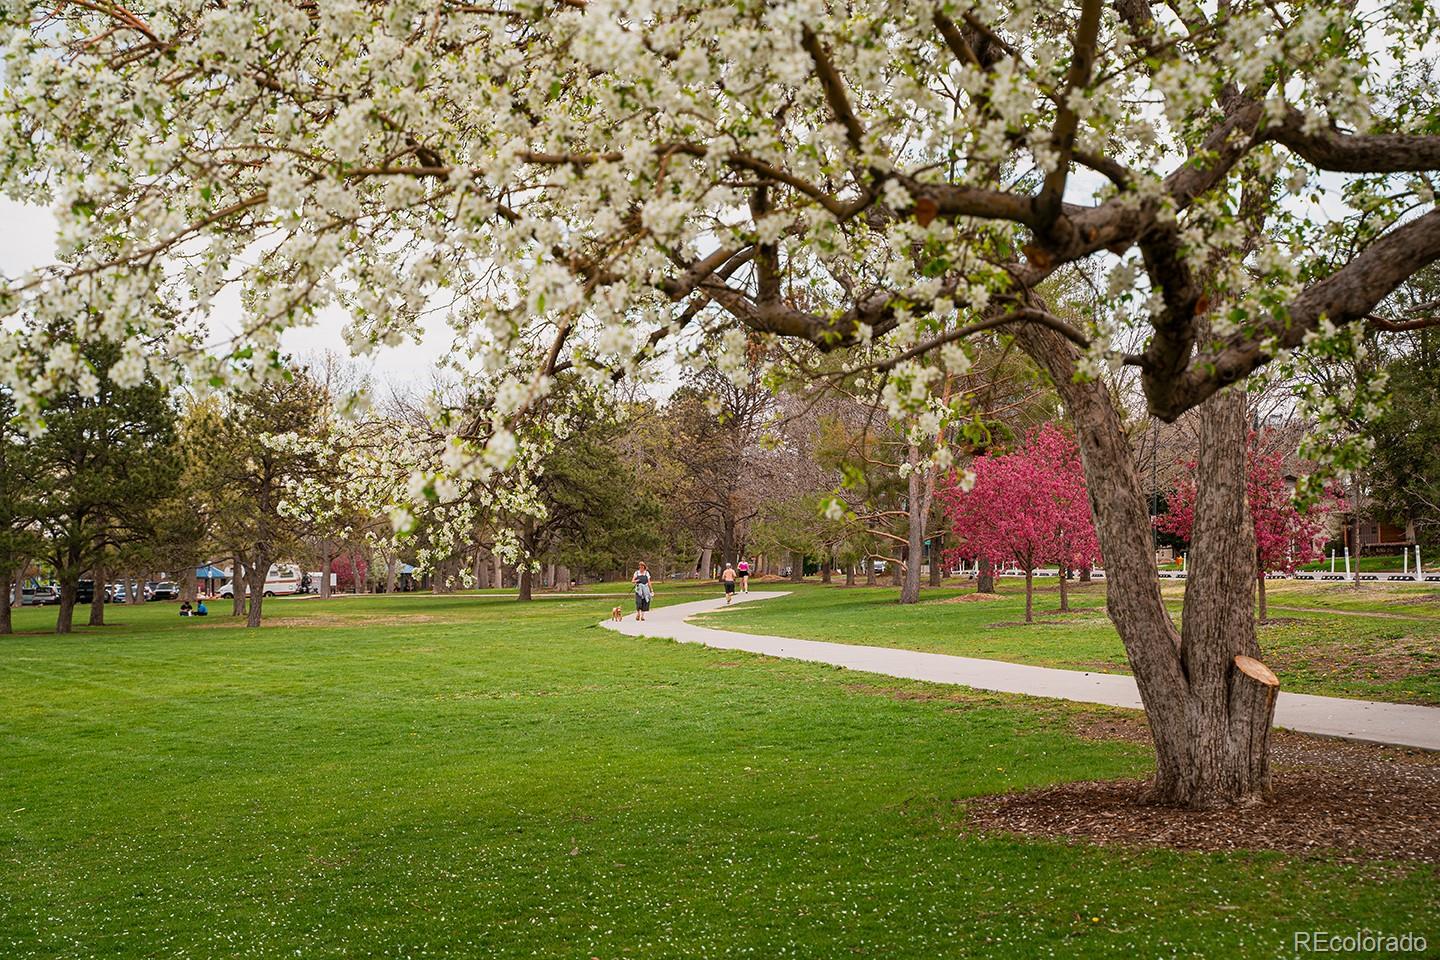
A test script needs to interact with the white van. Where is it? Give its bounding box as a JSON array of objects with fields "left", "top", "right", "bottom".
[{"left": 218, "top": 563, "right": 302, "bottom": 598}]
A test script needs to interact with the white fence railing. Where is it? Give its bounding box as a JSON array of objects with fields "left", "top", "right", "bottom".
[{"left": 962, "top": 566, "right": 1438, "bottom": 584}]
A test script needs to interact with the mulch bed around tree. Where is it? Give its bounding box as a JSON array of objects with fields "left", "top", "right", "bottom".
[{"left": 964, "top": 718, "right": 1440, "bottom": 863}]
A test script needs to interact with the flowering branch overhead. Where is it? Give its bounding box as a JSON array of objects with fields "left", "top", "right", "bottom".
[{"left": 3, "top": 0, "right": 1439, "bottom": 439}]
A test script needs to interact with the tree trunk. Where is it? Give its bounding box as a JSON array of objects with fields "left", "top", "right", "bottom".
[
  {"left": 0, "top": 574, "right": 12, "bottom": 635},
  {"left": 1257, "top": 561, "right": 1268, "bottom": 623},
  {"left": 1172, "top": 388, "right": 1270, "bottom": 807},
  {"left": 1058, "top": 565, "right": 1070, "bottom": 612},
  {"left": 845, "top": 564, "right": 855, "bottom": 587},
  {"left": 900, "top": 445, "right": 925, "bottom": 604},
  {"left": 231, "top": 553, "right": 247, "bottom": 617},
  {"left": 1023, "top": 565, "right": 1034, "bottom": 624},
  {"left": 246, "top": 551, "right": 271, "bottom": 627},
  {"left": 55, "top": 577, "right": 77, "bottom": 634},
  {"left": 129, "top": 573, "right": 145, "bottom": 605},
  {"left": 929, "top": 531, "right": 943, "bottom": 586},
  {"left": 89, "top": 566, "right": 106, "bottom": 626},
  {"left": 790, "top": 551, "right": 803, "bottom": 583},
  {"left": 556, "top": 565, "right": 570, "bottom": 592},
  {"left": 698, "top": 544, "right": 713, "bottom": 580},
  {"left": 821, "top": 559, "right": 832, "bottom": 584},
  {"left": 865, "top": 561, "right": 877, "bottom": 586},
  {"left": 977, "top": 557, "right": 994, "bottom": 594},
  {"left": 1080, "top": 564, "right": 1092, "bottom": 583},
  {"left": 518, "top": 566, "right": 533, "bottom": 601},
  {"left": 320, "top": 552, "right": 333, "bottom": 599},
  {"left": 1016, "top": 322, "right": 1274, "bottom": 809}
]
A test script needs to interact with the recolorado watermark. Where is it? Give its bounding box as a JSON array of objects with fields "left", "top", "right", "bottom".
[{"left": 1294, "top": 930, "right": 1428, "bottom": 954}]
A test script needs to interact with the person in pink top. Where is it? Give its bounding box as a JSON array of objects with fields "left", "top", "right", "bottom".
[{"left": 736, "top": 558, "right": 750, "bottom": 593}]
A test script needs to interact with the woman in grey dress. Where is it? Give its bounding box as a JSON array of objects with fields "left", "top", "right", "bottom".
[{"left": 631, "top": 562, "right": 654, "bottom": 621}]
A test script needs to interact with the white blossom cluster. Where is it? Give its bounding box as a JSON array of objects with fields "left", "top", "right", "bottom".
[{"left": 1, "top": 0, "right": 1436, "bottom": 503}]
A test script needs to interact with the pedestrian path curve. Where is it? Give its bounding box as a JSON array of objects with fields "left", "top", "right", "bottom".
[{"left": 599, "top": 590, "right": 1440, "bottom": 751}]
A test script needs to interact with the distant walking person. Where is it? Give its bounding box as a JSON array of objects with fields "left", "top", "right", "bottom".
[
  {"left": 631, "top": 562, "right": 654, "bottom": 621},
  {"left": 721, "top": 563, "right": 737, "bottom": 604},
  {"left": 736, "top": 558, "right": 750, "bottom": 593}
]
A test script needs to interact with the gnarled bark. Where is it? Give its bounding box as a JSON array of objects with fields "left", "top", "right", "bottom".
[
  {"left": 1016, "top": 321, "right": 1274, "bottom": 808},
  {"left": 245, "top": 551, "right": 271, "bottom": 628},
  {"left": 231, "top": 551, "right": 248, "bottom": 618},
  {"left": 55, "top": 577, "right": 77, "bottom": 634}
]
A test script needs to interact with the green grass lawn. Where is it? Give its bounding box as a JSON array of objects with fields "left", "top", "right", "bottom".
[
  {"left": 698, "top": 580, "right": 1440, "bottom": 706},
  {"left": 3, "top": 595, "right": 1435, "bottom": 958}
]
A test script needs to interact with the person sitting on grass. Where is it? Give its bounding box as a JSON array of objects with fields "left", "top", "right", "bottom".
[
  {"left": 179, "top": 601, "right": 192, "bottom": 617},
  {"left": 195, "top": 600, "right": 208, "bottom": 617}
]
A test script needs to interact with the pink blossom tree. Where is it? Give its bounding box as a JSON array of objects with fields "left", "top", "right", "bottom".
[
  {"left": 332, "top": 553, "right": 370, "bottom": 595},
  {"left": 941, "top": 424, "right": 1099, "bottom": 623},
  {"left": 1156, "top": 437, "right": 1335, "bottom": 621},
  {"left": 1031, "top": 424, "right": 1102, "bottom": 614}
]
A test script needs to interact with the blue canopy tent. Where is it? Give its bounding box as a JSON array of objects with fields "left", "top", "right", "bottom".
[{"left": 196, "top": 564, "right": 226, "bottom": 596}]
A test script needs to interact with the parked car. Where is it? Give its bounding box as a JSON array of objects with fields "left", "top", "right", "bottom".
[
  {"left": 148, "top": 581, "right": 180, "bottom": 601},
  {"left": 110, "top": 582, "right": 155, "bottom": 603},
  {"left": 75, "top": 580, "right": 112, "bottom": 604},
  {"left": 26, "top": 585, "right": 61, "bottom": 605}
]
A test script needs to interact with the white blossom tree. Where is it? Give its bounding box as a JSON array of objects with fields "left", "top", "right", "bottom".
[{"left": 5, "top": 0, "right": 1440, "bottom": 807}]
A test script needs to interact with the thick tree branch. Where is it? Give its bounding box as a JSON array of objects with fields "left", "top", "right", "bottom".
[
  {"left": 1035, "top": 0, "right": 1104, "bottom": 232},
  {"left": 750, "top": 184, "right": 780, "bottom": 304},
  {"left": 1135, "top": 227, "right": 1203, "bottom": 382},
  {"left": 1151, "top": 208, "right": 1440, "bottom": 419},
  {"left": 895, "top": 176, "right": 1040, "bottom": 227},
  {"left": 1267, "top": 109, "right": 1440, "bottom": 173},
  {"left": 1366, "top": 314, "right": 1440, "bottom": 332},
  {"left": 800, "top": 25, "right": 866, "bottom": 152}
]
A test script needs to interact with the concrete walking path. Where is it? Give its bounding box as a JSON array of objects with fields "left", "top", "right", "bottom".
[{"left": 599, "top": 590, "right": 1440, "bottom": 751}]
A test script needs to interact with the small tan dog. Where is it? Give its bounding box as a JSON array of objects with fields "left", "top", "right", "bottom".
[{"left": 610, "top": 606, "right": 624, "bottom": 622}]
